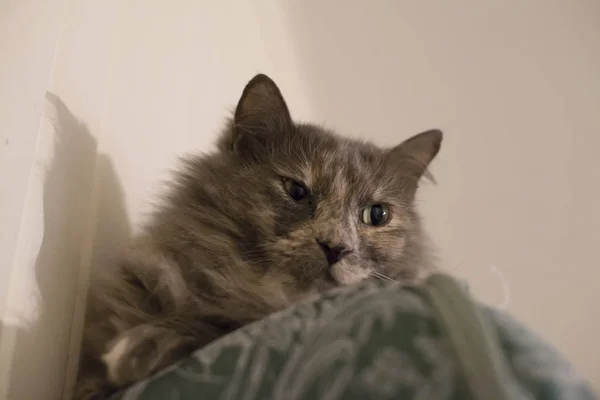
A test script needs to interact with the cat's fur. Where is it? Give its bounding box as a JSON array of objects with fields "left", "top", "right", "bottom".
[{"left": 74, "top": 74, "right": 442, "bottom": 399}]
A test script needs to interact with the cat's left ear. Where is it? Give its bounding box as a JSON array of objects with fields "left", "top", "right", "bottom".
[
  {"left": 226, "top": 74, "right": 293, "bottom": 157},
  {"left": 386, "top": 129, "right": 443, "bottom": 189}
]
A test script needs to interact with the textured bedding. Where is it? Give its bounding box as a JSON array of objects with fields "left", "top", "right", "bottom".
[{"left": 111, "top": 274, "right": 596, "bottom": 400}]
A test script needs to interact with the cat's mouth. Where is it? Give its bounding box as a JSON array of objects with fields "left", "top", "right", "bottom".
[
  {"left": 310, "top": 263, "right": 372, "bottom": 295},
  {"left": 329, "top": 260, "right": 371, "bottom": 286}
]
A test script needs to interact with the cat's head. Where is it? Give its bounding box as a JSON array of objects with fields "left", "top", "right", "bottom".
[{"left": 164, "top": 74, "right": 441, "bottom": 309}]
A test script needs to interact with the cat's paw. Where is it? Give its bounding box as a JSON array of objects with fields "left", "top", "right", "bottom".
[
  {"left": 102, "top": 336, "right": 132, "bottom": 386},
  {"left": 101, "top": 324, "right": 195, "bottom": 387},
  {"left": 101, "top": 328, "right": 160, "bottom": 387}
]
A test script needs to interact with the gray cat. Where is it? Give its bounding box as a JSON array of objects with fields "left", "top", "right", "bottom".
[{"left": 74, "top": 74, "right": 442, "bottom": 399}]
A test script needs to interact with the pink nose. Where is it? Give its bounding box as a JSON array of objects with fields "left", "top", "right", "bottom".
[{"left": 317, "top": 240, "right": 352, "bottom": 265}]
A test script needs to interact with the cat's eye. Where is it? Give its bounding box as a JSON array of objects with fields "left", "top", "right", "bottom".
[
  {"left": 361, "top": 204, "right": 390, "bottom": 226},
  {"left": 283, "top": 178, "right": 309, "bottom": 201}
]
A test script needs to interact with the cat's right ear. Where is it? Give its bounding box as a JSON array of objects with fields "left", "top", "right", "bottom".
[
  {"left": 385, "top": 129, "right": 443, "bottom": 198},
  {"left": 221, "top": 74, "right": 293, "bottom": 157}
]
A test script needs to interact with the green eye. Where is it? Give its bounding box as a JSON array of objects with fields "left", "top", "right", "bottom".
[{"left": 361, "top": 204, "right": 390, "bottom": 226}]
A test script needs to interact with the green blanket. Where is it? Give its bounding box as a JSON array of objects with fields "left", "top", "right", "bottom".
[{"left": 112, "top": 274, "right": 596, "bottom": 400}]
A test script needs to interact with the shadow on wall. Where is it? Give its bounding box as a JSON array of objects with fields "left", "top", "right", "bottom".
[{"left": 1, "top": 93, "right": 131, "bottom": 399}]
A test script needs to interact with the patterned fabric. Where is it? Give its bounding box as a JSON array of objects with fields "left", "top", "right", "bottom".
[{"left": 113, "top": 277, "right": 596, "bottom": 400}]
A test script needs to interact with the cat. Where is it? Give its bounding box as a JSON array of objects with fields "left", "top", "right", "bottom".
[{"left": 73, "top": 73, "right": 442, "bottom": 399}]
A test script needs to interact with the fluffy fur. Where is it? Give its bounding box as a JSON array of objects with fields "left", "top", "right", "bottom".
[{"left": 74, "top": 74, "right": 443, "bottom": 399}]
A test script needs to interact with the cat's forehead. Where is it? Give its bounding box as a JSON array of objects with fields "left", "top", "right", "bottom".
[
  {"left": 281, "top": 126, "right": 391, "bottom": 201},
  {"left": 312, "top": 143, "right": 381, "bottom": 182}
]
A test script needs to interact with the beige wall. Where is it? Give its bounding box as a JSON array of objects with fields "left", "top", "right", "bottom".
[
  {"left": 0, "top": 0, "right": 65, "bottom": 320},
  {"left": 2, "top": 0, "right": 598, "bottom": 398},
  {"left": 0, "top": 0, "right": 73, "bottom": 398}
]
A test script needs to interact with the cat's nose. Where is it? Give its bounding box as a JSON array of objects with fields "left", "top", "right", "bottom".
[{"left": 317, "top": 240, "right": 352, "bottom": 265}]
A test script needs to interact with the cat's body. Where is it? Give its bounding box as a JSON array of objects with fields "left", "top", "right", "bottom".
[{"left": 74, "top": 74, "right": 442, "bottom": 399}]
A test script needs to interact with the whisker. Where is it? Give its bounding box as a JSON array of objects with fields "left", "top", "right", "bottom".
[{"left": 370, "top": 271, "right": 395, "bottom": 282}]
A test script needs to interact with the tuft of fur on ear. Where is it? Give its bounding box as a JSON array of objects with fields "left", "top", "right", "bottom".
[
  {"left": 222, "top": 74, "right": 293, "bottom": 157},
  {"left": 386, "top": 129, "right": 443, "bottom": 192},
  {"left": 422, "top": 168, "right": 437, "bottom": 184}
]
